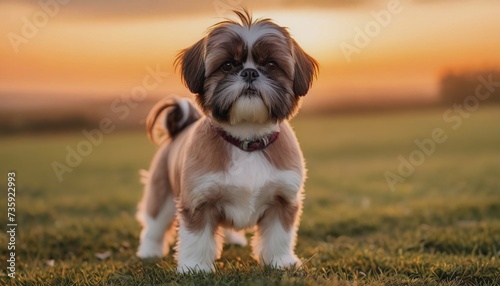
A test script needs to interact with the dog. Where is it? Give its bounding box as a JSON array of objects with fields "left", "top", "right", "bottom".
[{"left": 136, "top": 10, "right": 318, "bottom": 273}]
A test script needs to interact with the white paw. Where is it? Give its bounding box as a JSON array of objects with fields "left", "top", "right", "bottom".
[
  {"left": 223, "top": 229, "right": 247, "bottom": 246},
  {"left": 137, "top": 239, "right": 164, "bottom": 258},
  {"left": 176, "top": 263, "right": 214, "bottom": 274},
  {"left": 267, "top": 254, "right": 302, "bottom": 269}
]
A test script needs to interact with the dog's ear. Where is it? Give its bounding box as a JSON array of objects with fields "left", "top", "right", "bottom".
[
  {"left": 175, "top": 38, "right": 206, "bottom": 95},
  {"left": 292, "top": 39, "right": 319, "bottom": 96}
]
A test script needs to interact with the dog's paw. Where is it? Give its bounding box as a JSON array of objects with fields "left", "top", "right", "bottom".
[
  {"left": 267, "top": 254, "right": 302, "bottom": 269},
  {"left": 137, "top": 240, "right": 164, "bottom": 258},
  {"left": 176, "top": 263, "right": 214, "bottom": 274}
]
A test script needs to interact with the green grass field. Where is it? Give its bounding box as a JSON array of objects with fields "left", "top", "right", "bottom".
[{"left": 1, "top": 106, "right": 499, "bottom": 285}]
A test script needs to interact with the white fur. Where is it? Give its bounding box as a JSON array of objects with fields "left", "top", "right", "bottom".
[
  {"left": 229, "top": 24, "right": 285, "bottom": 48},
  {"left": 190, "top": 148, "right": 302, "bottom": 231},
  {"left": 137, "top": 196, "right": 177, "bottom": 258},
  {"left": 210, "top": 72, "right": 294, "bottom": 132},
  {"left": 177, "top": 98, "right": 191, "bottom": 127},
  {"left": 176, "top": 219, "right": 224, "bottom": 273},
  {"left": 242, "top": 59, "right": 258, "bottom": 70},
  {"left": 139, "top": 22, "right": 305, "bottom": 273},
  {"left": 251, "top": 213, "right": 301, "bottom": 268},
  {"left": 138, "top": 124, "right": 303, "bottom": 272},
  {"left": 219, "top": 122, "right": 279, "bottom": 140},
  {"left": 223, "top": 229, "right": 248, "bottom": 246},
  {"left": 229, "top": 96, "right": 269, "bottom": 125},
  {"left": 178, "top": 147, "right": 303, "bottom": 272}
]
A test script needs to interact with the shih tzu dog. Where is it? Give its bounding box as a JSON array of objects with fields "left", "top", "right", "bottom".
[{"left": 136, "top": 10, "right": 318, "bottom": 273}]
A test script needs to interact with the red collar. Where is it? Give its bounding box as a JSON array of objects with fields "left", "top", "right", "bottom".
[{"left": 211, "top": 124, "right": 280, "bottom": 152}]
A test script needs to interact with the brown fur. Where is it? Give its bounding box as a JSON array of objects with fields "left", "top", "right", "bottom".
[
  {"left": 179, "top": 186, "right": 235, "bottom": 231},
  {"left": 180, "top": 200, "right": 225, "bottom": 231},
  {"left": 165, "top": 104, "right": 200, "bottom": 138},
  {"left": 292, "top": 39, "right": 319, "bottom": 96},
  {"left": 175, "top": 9, "right": 318, "bottom": 124},
  {"left": 144, "top": 117, "right": 232, "bottom": 220},
  {"left": 263, "top": 122, "right": 304, "bottom": 173},
  {"left": 144, "top": 145, "right": 173, "bottom": 218},
  {"left": 175, "top": 39, "right": 206, "bottom": 95},
  {"left": 174, "top": 121, "right": 305, "bottom": 233},
  {"left": 185, "top": 119, "right": 231, "bottom": 174},
  {"left": 146, "top": 98, "right": 201, "bottom": 145},
  {"left": 138, "top": 11, "right": 316, "bottom": 268},
  {"left": 258, "top": 193, "right": 300, "bottom": 232}
]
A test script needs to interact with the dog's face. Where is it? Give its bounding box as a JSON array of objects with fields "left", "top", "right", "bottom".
[{"left": 176, "top": 11, "right": 318, "bottom": 125}]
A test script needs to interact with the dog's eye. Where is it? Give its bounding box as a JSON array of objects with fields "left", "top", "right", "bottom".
[
  {"left": 265, "top": 61, "right": 278, "bottom": 71},
  {"left": 220, "top": 62, "right": 234, "bottom": 72}
]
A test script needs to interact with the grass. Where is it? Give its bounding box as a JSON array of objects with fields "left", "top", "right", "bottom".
[{"left": 0, "top": 106, "right": 499, "bottom": 285}]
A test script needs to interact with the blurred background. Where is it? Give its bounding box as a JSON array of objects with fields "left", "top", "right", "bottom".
[
  {"left": 1, "top": 0, "right": 499, "bottom": 133},
  {"left": 1, "top": 2, "right": 500, "bottom": 283}
]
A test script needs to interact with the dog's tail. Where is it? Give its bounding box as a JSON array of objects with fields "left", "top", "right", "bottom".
[{"left": 146, "top": 97, "right": 201, "bottom": 145}]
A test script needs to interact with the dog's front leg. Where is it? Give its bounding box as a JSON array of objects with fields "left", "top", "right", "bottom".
[
  {"left": 251, "top": 195, "right": 303, "bottom": 269},
  {"left": 175, "top": 206, "right": 223, "bottom": 273}
]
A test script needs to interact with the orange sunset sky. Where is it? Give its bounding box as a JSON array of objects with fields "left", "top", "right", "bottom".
[{"left": 1, "top": 0, "right": 499, "bottom": 111}]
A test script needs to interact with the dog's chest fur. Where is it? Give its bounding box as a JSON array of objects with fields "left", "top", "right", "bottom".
[{"left": 188, "top": 146, "right": 303, "bottom": 230}]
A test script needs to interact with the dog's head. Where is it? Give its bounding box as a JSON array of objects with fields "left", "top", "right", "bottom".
[{"left": 176, "top": 10, "right": 318, "bottom": 125}]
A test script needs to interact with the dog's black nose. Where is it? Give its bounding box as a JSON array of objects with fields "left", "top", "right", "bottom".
[{"left": 240, "top": 68, "right": 259, "bottom": 83}]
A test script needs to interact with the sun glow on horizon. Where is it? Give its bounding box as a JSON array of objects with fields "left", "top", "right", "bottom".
[{"left": 1, "top": 1, "right": 500, "bottom": 105}]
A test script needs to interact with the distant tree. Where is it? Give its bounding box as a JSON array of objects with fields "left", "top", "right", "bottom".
[{"left": 439, "top": 69, "right": 500, "bottom": 104}]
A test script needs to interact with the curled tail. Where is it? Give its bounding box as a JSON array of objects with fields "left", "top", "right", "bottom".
[{"left": 146, "top": 97, "right": 201, "bottom": 145}]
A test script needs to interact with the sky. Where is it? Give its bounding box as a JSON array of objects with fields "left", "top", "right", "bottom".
[{"left": 1, "top": 0, "right": 500, "bottom": 110}]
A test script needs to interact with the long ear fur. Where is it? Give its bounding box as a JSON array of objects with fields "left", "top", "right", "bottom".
[
  {"left": 292, "top": 39, "right": 319, "bottom": 96},
  {"left": 175, "top": 39, "right": 206, "bottom": 95}
]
